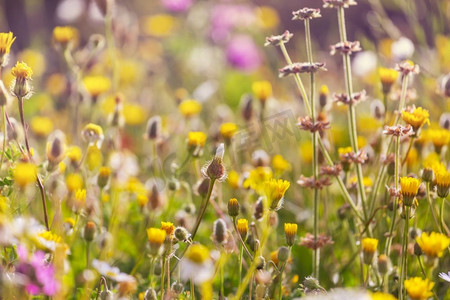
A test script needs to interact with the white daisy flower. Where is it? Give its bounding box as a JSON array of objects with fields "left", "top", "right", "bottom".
[
  {"left": 92, "top": 259, "right": 135, "bottom": 283},
  {"left": 180, "top": 244, "right": 214, "bottom": 284},
  {"left": 439, "top": 271, "right": 450, "bottom": 283}
]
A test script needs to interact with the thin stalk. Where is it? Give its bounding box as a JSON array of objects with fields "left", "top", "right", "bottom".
[
  {"left": 401, "top": 137, "right": 415, "bottom": 166},
  {"left": 426, "top": 183, "right": 441, "bottom": 232},
  {"left": 161, "top": 257, "right": 166, "bottom": 299},
  {"left": 86, "top": 241, "right": 91, "bottom": 268},
  {"left": 439, "top": 197, "right": 448, "bottom": 235},
  {"left": 399, "top": 207, "right": 410, "bottom": 300},
  {"left": 304, "top": 18, "right": 321, "bottom": 278},
  {"left": 337, "top": 6, "right": 369, "bottom": 226},
  {"left": 232, "top": 218, "right": 253, "bottom": 259},
  {"left": 220, "top": 251, "right": 224, "bottom": 297},
  {"left": 0, "top": 105, "right": 7, "bottom": 169},
  {"left": 277, "top": 247, "right": 291, "bottom": 300},
  {"left": 171, "top": 179, "right": 216, "bottom": 272},
  {"left": 384, "top": 136, "right": 400, "bottom": 255},
  {"left": 190, "top": 279, "right": 195, "bottom": 300},
  {"left": 417, "top": 256, "right": 426, "bottom": 277},
  {"left": 364, "top": 265, "right": 370, "bottom": 287},
  {"left": 149, "top": 257, "right": 155, "bottom": 287},
  {"left": 17, "top": 96, "right": 50, "bottom": 230},
  {"left": 278, "top": 41, "right": 363, "bottom": 223},
  {"left": 238, "top": 244, "right": 243, "bottom": 282}
]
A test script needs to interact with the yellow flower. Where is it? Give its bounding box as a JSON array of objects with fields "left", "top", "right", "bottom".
[
  {"left": 86, "top": 145, "right": 103, "bottom": 171},
  {"left": 252, "top": 80, "right": 272, "bottom": 102},
  {"left": 399, "top": 177, "right": 421, "bottom": 206},
  {"left": 361, "top": 237, "right": 378, "bottom": 265},
  {"left": 143, "top": 14, "right": 176, "bottom": 37},
  {"left": 256, "top": 6, "right": 279, "bottom": 29},
  {"left": 137, "top": 194, "right": 148, "bottom": 207},
  {"left": 219, "top": 122, "right": 238, "bottom": 139},
  {"left": 30, "top": 116, "right": 54, "bottom": 137},
  {"left": 264, "top": 178, "right": 290, "bottom": 211},
  {"left": 83, "top": 76, "right": 111, "bottom": 98},
  {"left": 271, "top": 250, "right": 279, "bottom": 265},
  {"left": 299, "top": 140, "right": 313, "bottom": 163},
  {"left": 75, "top": 188, "right": 86, "bottom": 203},
  {"left": 52, "top": 26, "right": 78, "bottom": 46},
  {"left": 82, "top": 123, "right": 104, "bottom": 146},
  {"left": 11, "top": 61, "right": 33, "bottom": 80},
  {"left": 147, "top": 227, "right": 166, "bottom": 255},
  {"left": 0, "top": 32, "right": 15, "bottom": 55},
  {"left": 349, "top": 176, "right": 373, "bottom": 188},
  {"left": 161, "top": 221, "right": 175, "bottom": 236},
  {"left": 123, "top": 103, "right": 147, "bottom": 125},
  {"left": 179, "top": 99, "right": 202, "bottom": 117},
  {"left": 67, "top": 146, "right": 82, "bottom": 164},
  {"left": 236, "top": 219, "right": 248, "bottom": 239},
  {"left": 13, "top": 163, "right": 37, "bottom": 187},
  {"left": 185, "top": 244, "right": 210, "bottom": 264},
  {"left": 338, "top": 146, "right": 353, "bottom": 157},
  {"left": 434, "top": 168, "right": 450, "bottom": 197},
  {"left": 284, "top": 223, "right": 297, "bottom": 246},
  {"left": 320, "top": 84, "right": 329, "bottom": 95},
  {"left": 361, "top": 238, "right": 378, "bottom": 253},
  {"left": 405, "top": 147, "right": 418, "bottom": 167},
  {"left": 370, "top": 292, "right": 397, "bottom": 300},
  {"left": 378, "top": 67, "right": 398, "bottom": 93},
  {"left": 402, "top": 107, "right": 430, "bottom": 131},
  {"left": 66, "top": 173, "right": 83, "bottom": 192},
  {"left": 428, "top": 128, "right": 450, "bottom": 151},
  {"left": 243, "top": 166, "right": 273, "bottom": 192},
  {"left": 416, "top": 232, "right": 450, "bottom": 258},
  {"left": 46, "top": 73, "right": 67, "bottom": 96},
  {"left": 404, "top": 277, "right": 434, "bottom": 300},
  {"left": 227, "top": 170, "right": 240, "bottom": 189},
  {"left": 272, "top": 154, "right": 291, "bottom": 173},
  {"left": 187, "top": 131, "right": 207, "bottom": 147}
]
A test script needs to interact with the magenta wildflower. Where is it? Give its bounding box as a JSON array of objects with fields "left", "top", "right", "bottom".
[{"left": 226, "top": 35, "right": 262, "bottom": 72}]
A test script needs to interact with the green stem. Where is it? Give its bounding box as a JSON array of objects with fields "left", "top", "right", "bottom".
[
  {"left": 190, "top": 279, "right": 195, "bottom": 300},
  {"left": 337, "top": 6, "right": 369, "bottom": 228},
  {"left": 171, "top": 179, "right": 216, "bottom": 273},
  {"left": 86, "top": 241, "right": 91, "bottom": 268},
  {"left": 399, "top": 207, "right": 410, "bottom": 300},
  {"left": 439, "top": 197, "right": 448, "bottom": 235},
  {"left": 238, "top": 244, "right": 243, "bottom": 282},
  {"left": 220, "top": 251, "right": 224, "bottom": 297},
  {"left": 426, "top": 183, "right": 441, "bottom": 232},
  {"left": 384, "top": 136, "right": 400, "bottom": 255},
  {"left": 417, "top": 256, "right": 426, "bottom": 277},
  {"left": 149, "top": 257, "right": 155, "bottom": 287},
  {"left": 161, "top": 257, "right": 166, "bottom": 299},
  {"left": 0, "top": 105, "right": 7, "bottom": 170}
]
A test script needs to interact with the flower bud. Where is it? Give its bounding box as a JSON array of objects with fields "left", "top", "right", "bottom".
[
  {"left": 409, "top": 227, "right": 421, "bottom": 240},
  {"left": 212, "top": 219, "right": 227, "bottom": 244},
  {"left": 371, "top": 99, "right": 385, "bottom": 120},
  {"left": 144, "top": 287, "right": 157, "bottom": 300},
  {"left": 171, "top": 281, "right": 184, "bottom": 294},
  {"left": 440, "top": 73, "right": 450, "bottom": 98},
  {"left": 168, "top": 178, "right": 180, "bottom": 191},
  {"left": 361, "top": 238, "right": 378, "bottom": 265},
  {"left": 421, "top": 168, "right": 434, "bottom": 183},
  {"left": 319, "top": 85, "right": 328, "bottom": 109},
  {"left": 196, "top": 178, "right": 210, "bottom": 196},
  {"left": 174, "top": 226, "right": 190, "bottom": 242},
  {"left": 46, "top": 130, "right": 67, "bottom": 166},
  {"left": 284, "top": 223, "right": 298, "bottom": 247},
  {"left": 203, "top": 144, "right": 226, "bottom": 181},
  {"left": 377, "top": 254, "right": 390, "bottom": 274},
  {"left": 97, "top": 167, "right": 111, "bottom": 188},
  {"left": 88, "top": 34, "right": 105, "bottom": 51},
  {"left": 251, "top": 150, "right": 270, "bottom": 167},
  {"left": 84, "top": 221, "right": 97, "bottom": 242},
  {"left": 145, "top": 116, "right": 161, "bottom": 140},
  {"left": 277, "top": 246, "right": 290, "bottom": 263},
  {"left": 227, "top": 198, "right": 240, "bottom": 217},
  {"left": 241, "top": 95, "right": 253, "bottom": 121},
  {"left": 414, "top": 242, "right": 422, "bottom": 256},
  {"left": 254, "top": 198, "right": 264, "bottom": 220},
  {"left": 256, "top": 256, "right": 266, "bottom": 270}
]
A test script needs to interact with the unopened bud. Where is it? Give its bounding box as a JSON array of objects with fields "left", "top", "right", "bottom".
[
  {"left": 277, "top": 246, "right": 290, "bottom": 263},
  {"left": 213, "top": 219, "right": 227, "bottom": 244},
  {"left": 174, "top": 226, "right": 190, "bottom": 242},
  {"left": 241, "top": 95, "right": 253, "bottom": 121},
  {"left": 377, "top": 254, "right": 390, "bottom": 274},
  {"left": 227, "top": 198, "right": 240, "bottom": 217},
  {"left": 144, "top": 287, "right": 157, "bottom": 300},
  {"left": 254, "top": 198, "right": 264, "bottom": 220},
  {"left": 84, "top": 221, "right": 97, "bottom": 242},
  {"left": 145, "top": 116, "right": 161, "bottom": 140},
  {"left": 97, "top": 167, "right": 111, "bottom": 188},
  {"left": 256, "top": 256, "right": 266, "bottom": 270},
  {"left": 414, "top": 242, "right": 422, "bottom": 256}
]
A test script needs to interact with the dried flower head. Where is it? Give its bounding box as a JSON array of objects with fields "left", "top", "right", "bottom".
[
  {"left": 323, "top": 0, "right": 357, "bottom": 9},
  {"left": 333, "top": 90, "right": 366, "bottom": 105},
  {"left": 292, "top": 8, "right": 321, "bottom": 20},
  {"left": 264, "top": 31, "right": 293, "bottom": 47},
  {"left": 298, "top": 116, "right": 330, "bottom": 133},
  {"left": 395, "top": 60, "right": 420, "bottom": 76},
  {"left": 383, "top": 124, "right": 414, "bottom": 137},
  {"left": 297, "top": 175, "right": 332, "bottom": 189},
  {"left": 320, "top": 164, "right": 343, "bottom": 176},
  {"left": 300, "top": 233, "right": 334, "bottom": 250},
  {"left": 201, "top": 143, "right": 227, "bottom": 181},
  {"left": 279, "top": 62, "right": 327, "bottom": 77},
  {"left": 330, "top": 41, "right": 361, "bottom": 55}
]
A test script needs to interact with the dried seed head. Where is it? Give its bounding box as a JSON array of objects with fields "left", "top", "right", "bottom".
[
  {"left": 251, "top": 149, "right": 270, "bottom": 167},
  {"left": 145, "top": 116, "right": 162, "bottom": 140},
  {"left": 202, "top": 143, "right": 227, "bottom": 181},
  {"left": 196, "top": 178, "right": 211, "bottom": 196},
  {"left": 279, "top": 62, "right": 327, "bottom": 77},
  {"left": 212, "top": 219, "right": 227, "bottom": 245},
  {"left": 292, "top": 8, "right": 321, "bottom": 20},
  {"left": 330, "top": 41, "right": 361, "bottom": 55},
  {"left": 440, "top": 73, "right": 450, "bottom": 98},
  {"left": 144, "top": 288, "right": 157, "bottom": 300},
  {"left": 370, "top": 99, "right": 385, "bottom": 120},
  {"left": 264, "top": 31, "right": 293, "bottom": 47},
  {"left": 323, "top": 0, "right": 357, "bottom": 9},
  {"left": 439, "top": 113, "right": 450, "bottom": 130},
  {"left": 241, "top": 94, "right": 253, "bottom": 121},
  {"left": 46, "top": 130, "right": 67, "bottom": 166},
  {"left": 254, "top": 198, "right": 264, "bottom": 220}
]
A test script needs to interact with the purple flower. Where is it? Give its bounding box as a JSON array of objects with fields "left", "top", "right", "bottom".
[
  {"left": 226, "top": 35, "right": 262, "bottom": 72},
  {"left": 210, "top": 4, "right": 255, "bottom": 42},
  {"left": 161, "top": 0, "right": 193, "bottom": 12},
  {"left": 14, "top": 245, "right": 60, "bottom": 296}
]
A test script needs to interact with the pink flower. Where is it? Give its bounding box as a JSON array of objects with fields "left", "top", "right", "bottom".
[
  {"left": 161, "top": 0, "right": 193, "bottom": 12},
  {"left": 226, "top": 35, "right": 262, "bottom": 72}
]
